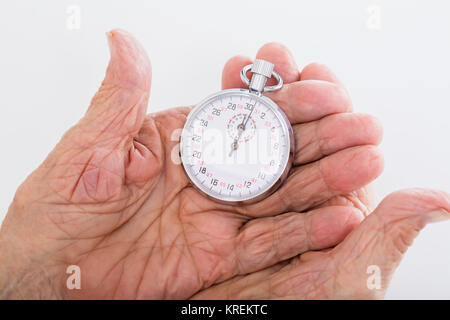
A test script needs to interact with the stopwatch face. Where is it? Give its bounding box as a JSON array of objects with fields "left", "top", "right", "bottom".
[{"left": 180, "top": 88, "right": 293, "bottom": 203}]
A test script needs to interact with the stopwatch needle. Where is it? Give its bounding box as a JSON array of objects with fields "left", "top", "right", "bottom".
[
  {"left": 229, "top": 105, "right": 255, "bottom": 157},
  {"left": 228, "top": 140, "right": 238, "bottom": 157}
]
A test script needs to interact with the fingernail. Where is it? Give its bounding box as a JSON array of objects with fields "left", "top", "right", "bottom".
[
  {"left": 105, "top": 31, "right": 113, "bottom": 53},
  {"left": 425, "top": 209, "right": 450, "bottom": 224}
]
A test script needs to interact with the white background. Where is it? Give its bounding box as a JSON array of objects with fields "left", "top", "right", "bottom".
[{"left": 0, "top": 0, "right": 449, "bottom": 299}]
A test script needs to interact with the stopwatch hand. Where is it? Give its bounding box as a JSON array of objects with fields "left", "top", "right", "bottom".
[
  {"left": 228, "top": 141, "right": 238, "bottom": 157},
  {"left": 242, "top": 106, "right": 255, "bottom": 129},
  {"left": 239, "top": 115, "right": 247, "bottom": 130},
  {"left": 228, "top": 125, "right": 244, "bottom": 157}
]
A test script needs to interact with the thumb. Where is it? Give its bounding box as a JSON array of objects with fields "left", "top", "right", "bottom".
[
  {"left": 36, "top": 30, "right": 154, "bottom": 202},
  {"left": 330, "top": 188, "right": 450, "bottom": 298},
  {"left": 75, "top": 29, "right": 152, "bottom": 147}
]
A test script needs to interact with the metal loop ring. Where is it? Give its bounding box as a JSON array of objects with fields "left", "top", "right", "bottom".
[{"left": 240, "top": 64, "right": 283, "bottom": 92}]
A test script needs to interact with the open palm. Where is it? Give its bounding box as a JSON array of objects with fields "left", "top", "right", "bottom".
[{"left": 1, "top": 29, "right": 448, "bottom": 299}]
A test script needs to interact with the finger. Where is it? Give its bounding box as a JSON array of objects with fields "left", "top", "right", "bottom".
[
  {"left": 221, "top": 42, "right": 299, "bottom": 90},
  {"left": 191, "top": 262, "right": 285, "bottom": 300},
  {"left": 221, "top": 47, "right": 350, "bottom": 125},
  {"left": 329, "top": 188, "right": 450, "bottom": 298},
  {"left": 74, "top": 29, "right": 152, "bottom": 147},
  {"left": 49, "top": 29, "right": 155, "bottom": 193},
  {"left": 300, "top": 62, "right": 343, "bottom": 84},
  {"left": 239, "top": 145, "right": 384, "bottom": 217},
  {"left": 255, "top": 42, "right": 300, "bottom": 85},
  {"left": 233, "top": 206, "right": 364, "bottom": 275},
  {"left": 293, "top": 113, "right": 383, "bottom": 165},
  {"left": 264, "top": 62, "right": 352, "bottom": 124},
  {"left": 266, "top": 80, "right": 352, "bottom": 124},
  {"left": 312, "top": 185, "right": 376, "bottom": 218},
  {"left": 221, "top": 55, "right": 253, "bottom": 90}
]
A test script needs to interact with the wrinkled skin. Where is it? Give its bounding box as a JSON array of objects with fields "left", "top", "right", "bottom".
[{"left": 0, "top": 30, "right": 448, "bottom": 299}]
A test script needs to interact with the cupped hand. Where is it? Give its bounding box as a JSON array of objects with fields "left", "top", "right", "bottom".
[{"left": 0, "top": 30, "right": 447, "bottom": 299}]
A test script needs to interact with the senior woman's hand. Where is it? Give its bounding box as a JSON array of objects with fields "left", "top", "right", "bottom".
[{"left": 0, "top": 29, "right": 447, "bottom": 299}]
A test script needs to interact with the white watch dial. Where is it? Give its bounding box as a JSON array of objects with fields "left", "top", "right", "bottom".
[{"left": 180, "top": 89, "right": 292, "bottom": 203}]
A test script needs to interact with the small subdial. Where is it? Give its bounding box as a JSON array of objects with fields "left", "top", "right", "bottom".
[{"left": 227, "top": 113, "right": 256, "bottom": 143}]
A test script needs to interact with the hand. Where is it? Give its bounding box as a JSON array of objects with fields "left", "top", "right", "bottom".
[
  {"left": 0, "top": 29, "right": 446, "bottom": 299},
  {"left": 193, "top": 188, "right": 450, "bottom": 299}
]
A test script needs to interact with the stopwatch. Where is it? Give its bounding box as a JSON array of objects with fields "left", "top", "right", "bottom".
[{"left": 180, "top": 59, "right": 294, "bottom": 204}]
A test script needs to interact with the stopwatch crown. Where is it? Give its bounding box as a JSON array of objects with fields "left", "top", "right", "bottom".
[
  {"left": 240, "top": 59, "right": 283, "bottom": 93},
  {"left": 251, "top": 59, "right": 274, "bottom": 78}
]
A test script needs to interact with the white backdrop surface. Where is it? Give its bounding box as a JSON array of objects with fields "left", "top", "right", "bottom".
[{"left": 0, "top": 0, "right": 449, "bottom": 299}]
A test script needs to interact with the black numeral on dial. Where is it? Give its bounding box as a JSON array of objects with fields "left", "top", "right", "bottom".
[
  {"left": 227, "top": 102, "right": 236, "bottom": 110},
  {"left": 192, "top": 151, "right": 202, "bottom": 158}
]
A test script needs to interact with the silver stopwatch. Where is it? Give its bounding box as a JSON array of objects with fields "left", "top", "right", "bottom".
[{"left": 180, "top": 59, "right": 294, "bottom": 204}]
